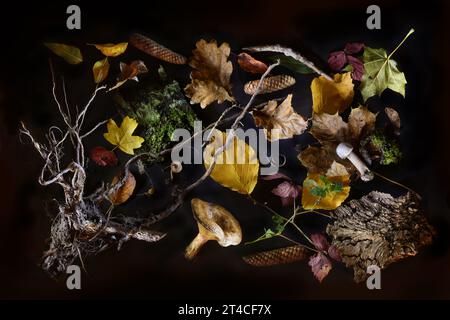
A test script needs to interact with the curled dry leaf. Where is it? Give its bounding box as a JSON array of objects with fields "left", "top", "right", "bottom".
[
  {"left": 130, "top": 33, "right": 187, "bottom": 64},
  {"left": 92, "top": 57, "right": 110, "bottom": 84},
  {"left": 327, "top": 191, "right": 434, "bottom": 282},
  {"left": 203, "top": 129, "right": 259, "bottom": 195},
  {"left": 385, "top": 107, "right": 401, "bottom": 133},
  {"left": 243, "top": 245, "right": 308, "bottom": 267},
  {"left": 109, "top": 60, "right": 148, "bottom": 91},
  {"left": 308, "top": 252, "right": 332, "bottom": 283},
  {"left": 252, "top": 94, "right": 307, "bottom": 141},
  {"left": 244, "top": 75, "right": 296, "bottom": 95},
  {"left": 184, "top": 39, "right": 234, "bottom": 108},
  {"left": 90, "top": 42, "right": 128, "bottom": 57},
  {"left": 89, "top": 146, "right": 118, "bottom": 167},
  {"left": 237, "top": 52, "right": 268, "bottom": 74},
  {"left": 109, "top": 172, "right": 136, "bottom": 205},
  {"left": 103, "top": 116, "right": 144, "bottom": 155},
  {"left": 311, "top": 72, "right": 354, "bottom": 115},
  {"left": 44, "top": 43, "right": 83, "bottom": 65}
]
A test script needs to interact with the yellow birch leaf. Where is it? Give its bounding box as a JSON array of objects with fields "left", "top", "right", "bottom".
[
  {"left": 311, "top": 72, "right": 354, "bottom": 115},
  {"left": 91, "top": 42, "right": 128, "bottom": 57},
  {"left": 103, "top": 116, "right": 144, "bottom": 155},
  {"left": 204, "top": 129, "right": 259, "bottom": 195},
  {"left": 109, "top": 172, "right": 136, "bottom": 205},
  {"left": 92, "top": 57, "right": 110, "bottom": 84},
  {"left": 44, "top": 43, "right": 83, "bottom": 65}
]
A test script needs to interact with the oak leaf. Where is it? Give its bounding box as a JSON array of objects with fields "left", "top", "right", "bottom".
[
  {"left": 252, "top": 94, "right": 308, "bottom": 141},
  {"left": 311, "top": 72, "right": 354, "bottom": 115},
  {"left": 184, "top": 39, "right": 234, "bottom": 108},
  {"left": 44, "top": 43, "right": 83, "bottom": 65},
  {"left": 103, "top": 116, "right": 144, "bottom": 155},
  {"left": 203, "top": 129, "right": 259, "bottom": 195}
]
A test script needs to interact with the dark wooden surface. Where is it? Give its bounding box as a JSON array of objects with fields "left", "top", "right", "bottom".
[{"left": 0, "top": 0, "right": 449, "bottom": 299}]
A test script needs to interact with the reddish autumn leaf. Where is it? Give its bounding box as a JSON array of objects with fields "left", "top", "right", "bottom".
[
  {"left": 237, "top": 52, "right": 268, "bottom": 74},
  {"left": 90, "top": 146, "right": 118, "bottom": 166},
  {"left": 311, "top": 233, "right": 330, "bottom": 252},
  {"left": 327, "top": 245, "right": 342, "bottom": 262},
  {"left": 347, "top": 56, "right": 364, "bottom": 81},
  {"left": 328, "top": 51, "right": 347, "bottom": 71},
  {"left": 308, "top": 252, "right": 332, "bottom": 283},
  {"left": 344, "top": 42, "right": 365, "bottom": 55},
  {"left": 271, "top": 181, "right": 302, "bottom": 206}
]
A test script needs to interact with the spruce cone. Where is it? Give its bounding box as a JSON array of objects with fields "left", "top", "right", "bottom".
[
  {"left": 243, "top": 245, "right": 308, "bottom": 267},
  {"left": 244, "top": 75, "right": 296, "bottom": 95},
  {"left": 130, "top": 33, "right": 187, "bottom": 65}
]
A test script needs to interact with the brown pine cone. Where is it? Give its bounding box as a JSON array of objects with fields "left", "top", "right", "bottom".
[
  {"left": 130, "top": 33, "right": 187, "bottom": 65},
  {"left": 244, "top": 75, "right": 296, "bottom": 95},
  {"left": 243, "top": 245, "right": 308, "bottom": 267}
]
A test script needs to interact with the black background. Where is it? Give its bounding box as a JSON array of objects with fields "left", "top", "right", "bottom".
[{"left": 0, "top": 0, "right": 449, "bottom": 299}]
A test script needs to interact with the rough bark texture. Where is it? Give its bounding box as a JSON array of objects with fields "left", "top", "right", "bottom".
[
  {"left": 243, "top": 245, "right": 308, "bottom": 267},
  {"left": 326, "top": 191, "right": 434, "bottom": 283}
]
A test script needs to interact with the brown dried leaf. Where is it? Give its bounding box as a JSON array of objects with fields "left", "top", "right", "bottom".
[
  {"left": 252, "top": 94, "right": 307, "bottom": 141},
  {"left": 184, "top": 39, "right": 234, "bottom": 108},
  {"left": 109, "top": 60, "right": 148, "bottom": 91},
  {"left": 310, "top": 112, "right": 349, "bottom": 144},
  {"left": 243, "top": 245, "right": 308, "bottom": 267},
  {"left": 237, "top": 52, "right": 268, "bottom": 74},
  {"left": 327, "top": 191, "right": 434, "bottom": 283},
  {"left": 385, "top": 107, "right": 401, "bottom": 133},
  {"left": 347, "top": 106, "right": 377, "bottom": 143},
  {"left": 298, "top": 145, "right": 355, "bottom": 176},
  {"left": 108, "top": 172, "right": 136, "bottom": 205}
]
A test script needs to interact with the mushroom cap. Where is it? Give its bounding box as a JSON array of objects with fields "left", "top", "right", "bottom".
[
  {"left": 191, "top": 198, "right": 242, "bottom": 247},
  {"left": 336, "top": 142, "right": 354, "bottom": 159}
]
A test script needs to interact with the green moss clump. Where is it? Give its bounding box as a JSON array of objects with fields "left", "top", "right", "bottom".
[
  {"left": 361, "top": 132, "right": 402, "bottom": 165},
  {"left": 116, "top": 73, "right": 197, "bottom": 155}
]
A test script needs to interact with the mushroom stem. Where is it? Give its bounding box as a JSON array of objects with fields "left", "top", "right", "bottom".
[
  {"left": 346, "top": 150, "right": 374, "bottom": 181},
  {"left": 185, "top": 233, "right": 209, "bottom": 260}
]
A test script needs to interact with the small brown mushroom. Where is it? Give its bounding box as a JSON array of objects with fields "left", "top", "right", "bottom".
[{"left": 185, "top": 198, "right": 242, "bottom": 260}]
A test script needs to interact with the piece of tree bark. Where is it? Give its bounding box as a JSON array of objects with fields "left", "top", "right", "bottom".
[{"left": 326, "top": 191, "right": 434, "bottom": 283}]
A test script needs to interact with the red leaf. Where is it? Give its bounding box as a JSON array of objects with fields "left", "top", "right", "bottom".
[
  {"left": 310, "top": 233, "right": 330, "bottom": 252},
  {"left": 90, "top": 146, "right": 118, "bottom": 166},
  {"left": 347, "top": 56, "right": 364, "bottom": 81},
  {"left": 308, "top": 252, "right": 332, "bottom": 283},
  {"left": 344, "top": 42, "right": 365, "bottom": 55},
  {"left": 271, "top": 181, "right": 301, "bottom": 207},
  {"left": 238, "top": 52, "right": 268, "bottom": 74},
  {"left": 328, "top": 51, "right": 347, "bottom": 71},
  {"left": 328, "top": 245, "right": 342, "bottom": 262}
]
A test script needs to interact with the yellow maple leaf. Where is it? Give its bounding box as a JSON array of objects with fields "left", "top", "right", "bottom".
[
  {"left": 302, "top": 162, "right": 350, "bottom": 210},
  {"left": 311, "top": 72, "right": 354, "bottom": 115},
  {"left": 184, "top": 39, "right": 234, "bottom": 108},
  {"left": 203, "top": 129, "right": 259, "bottom": 195},
  {"left": 91, "top": 42, "right": 128, "bottom": 57},
  {"left": 103, "top": 116, "right": 144, "bottom": 155}
]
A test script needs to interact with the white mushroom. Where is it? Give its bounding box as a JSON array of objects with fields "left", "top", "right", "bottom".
[{"left": 336, "top": 143, "right": 374, "bottom": 182}]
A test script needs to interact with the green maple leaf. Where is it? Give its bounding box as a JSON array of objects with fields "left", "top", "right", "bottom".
[{"left": 360, "top": 29, "right": 414, "bottom": 102}]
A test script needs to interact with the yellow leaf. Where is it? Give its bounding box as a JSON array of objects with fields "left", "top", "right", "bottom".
[
  {"left": 204, "top": 129, "right": 259, "bottom": 195},
  {"left": 44, "top": 43, "right": 83, "bottom": 65},
  {"left": 184, "top": 39, "right": 234, "bottom": 108},
  {"left": 302, "top": 172, "right": 350, "bottom": 210},
  {"left": 92, "top": 57, "right": 110, "bottom": 84},
  {"left": 103, "top": 116, "right": 144, "bottom": 155},
  {"left": 252, "top": 94, "right": 307, "bottom": 141},
  {"left": 311, "top": 72, "right": 354, "bottom": 115},
  {"left": 91, "top": 42, "right": 128, "bottom": 57}
]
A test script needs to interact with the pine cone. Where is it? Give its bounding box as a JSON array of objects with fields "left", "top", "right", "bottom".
[
  {"left": 243, "top": 245, "right": 308, "bottom": 267},
  {"left": 130, "top": 33, "right": 187, "bottom": 65},
  {"left": 244, "top": 75, "right": 296, "bottom": 95}
]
